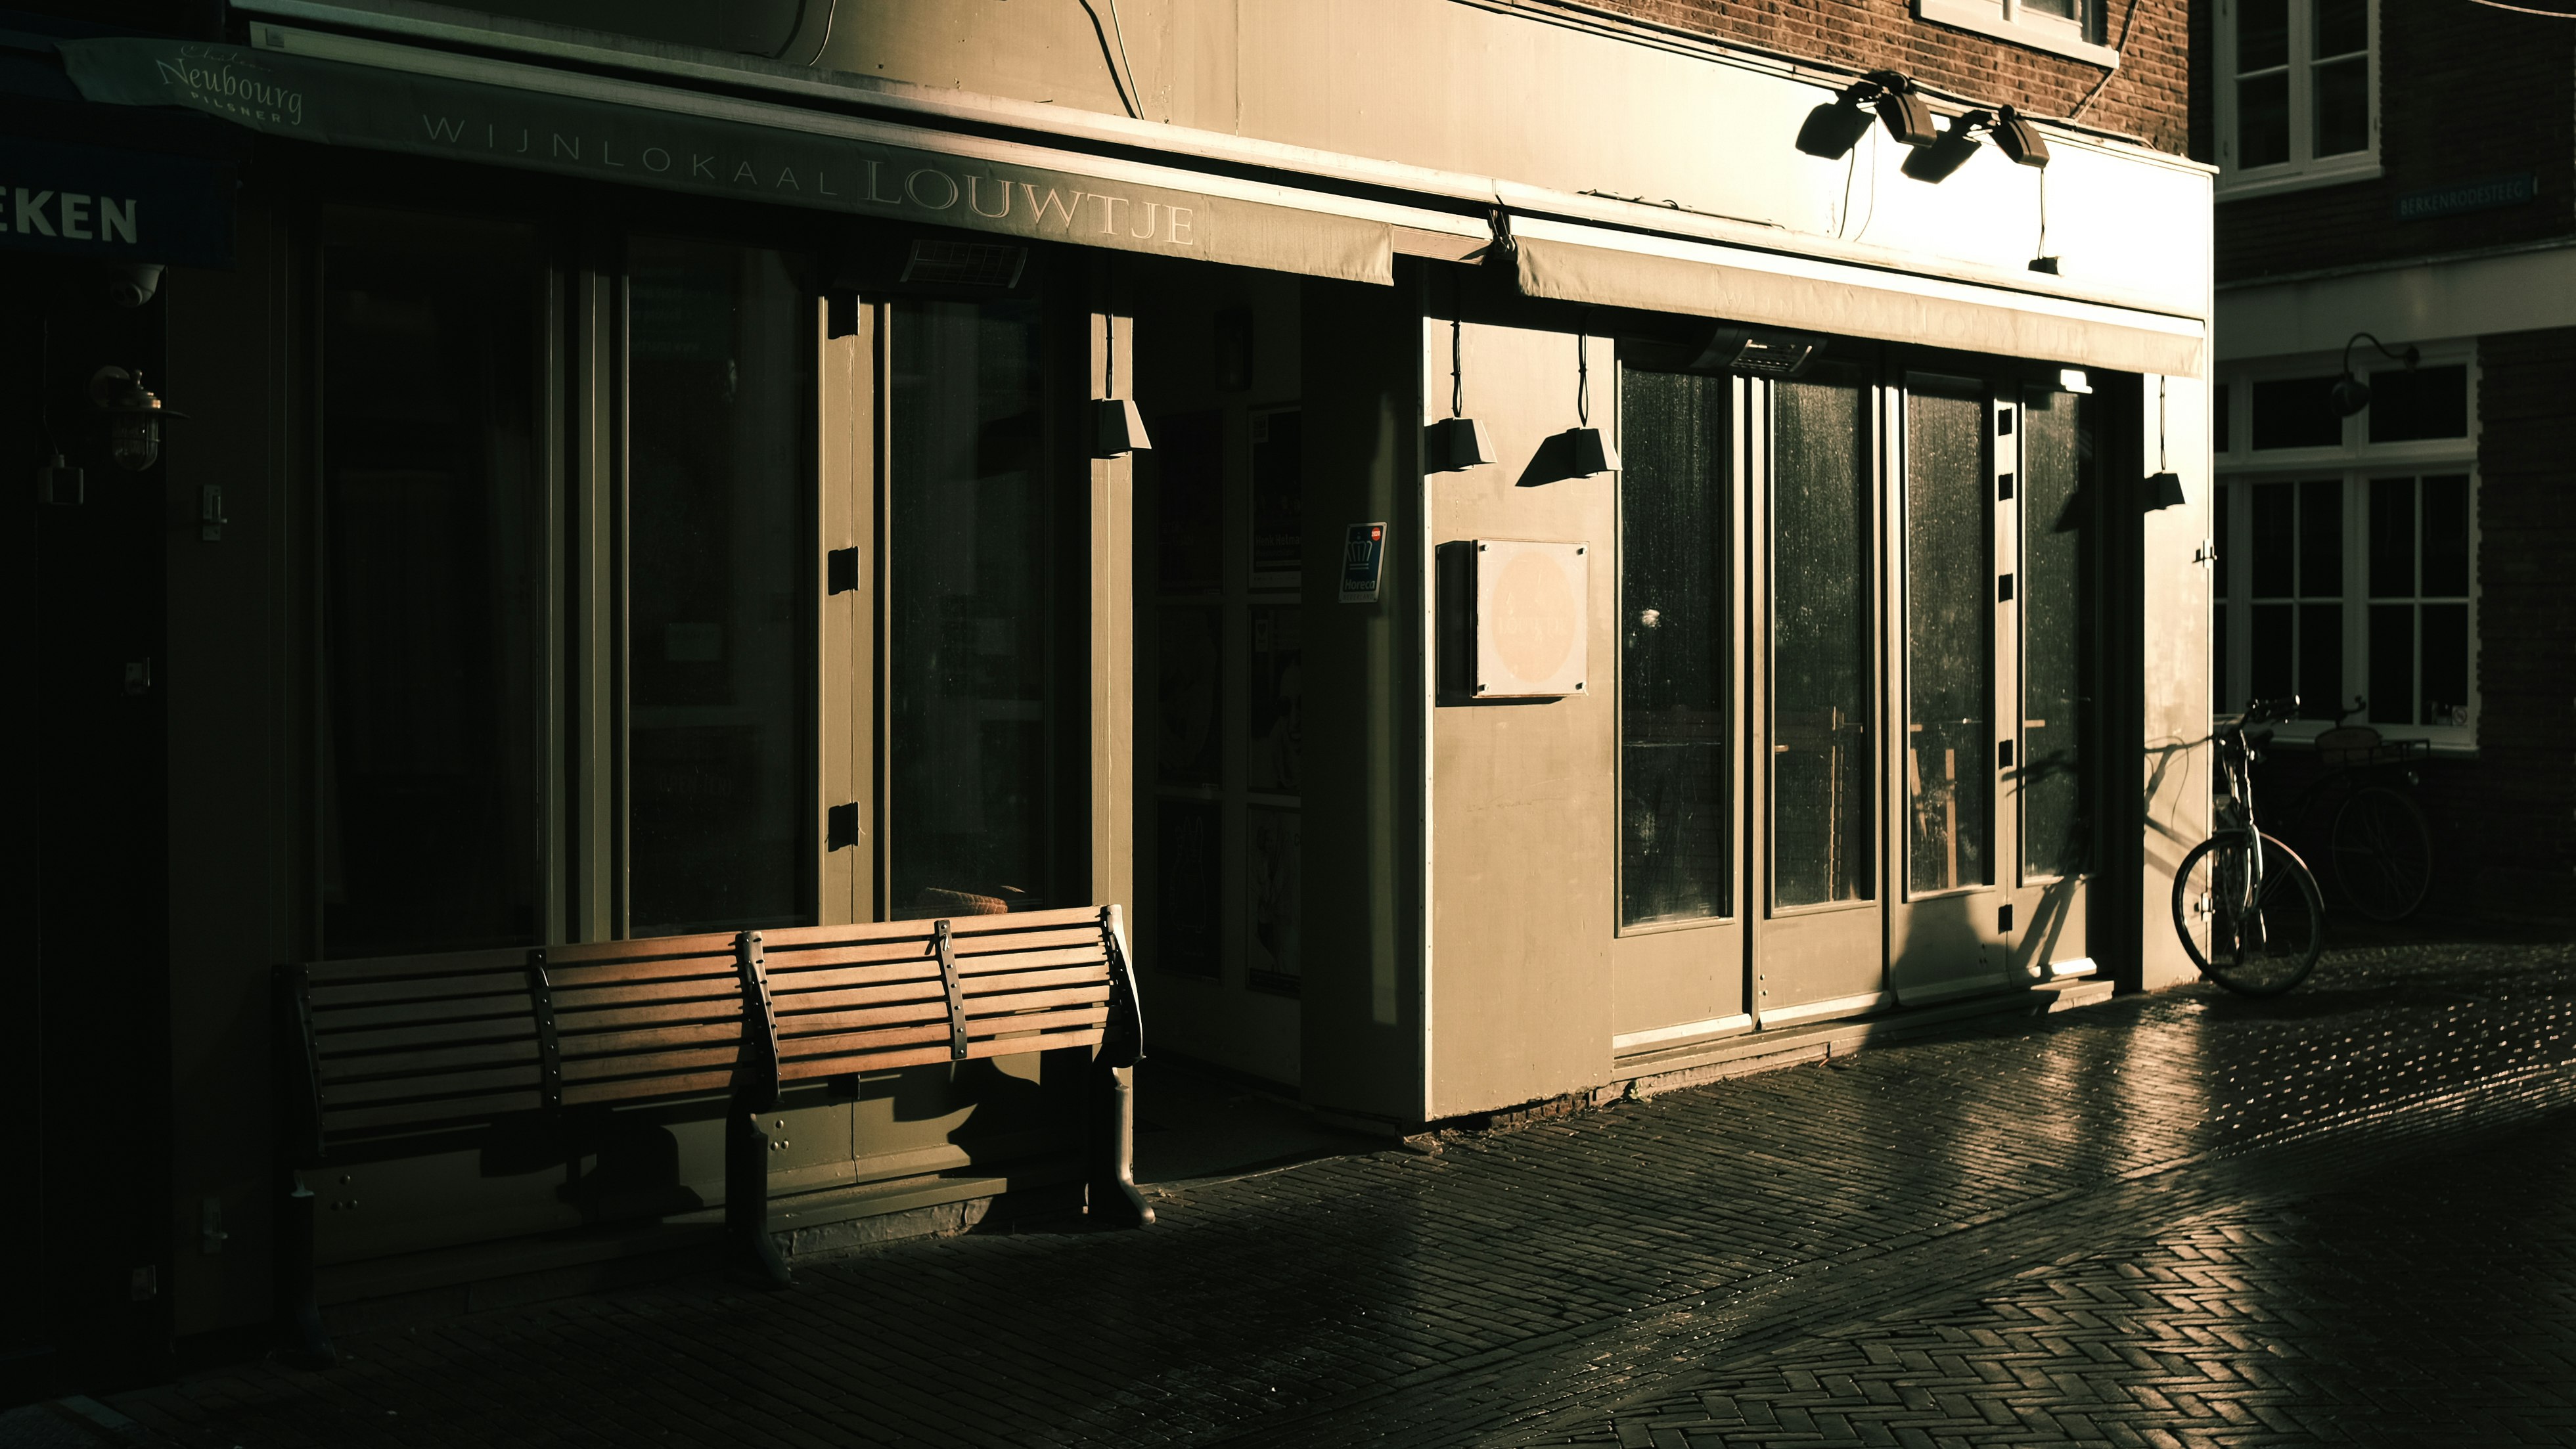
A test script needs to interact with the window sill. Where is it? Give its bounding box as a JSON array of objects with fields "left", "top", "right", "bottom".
[
  {"left": 2217, "top": 158, "right": 2382, "bottom": 202},
  {"left": 1914, "top": 0, "right": 2120, "bottom": 67}
]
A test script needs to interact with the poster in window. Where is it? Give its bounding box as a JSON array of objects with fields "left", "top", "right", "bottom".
[
  {"left": 1246, "top": 605, "right": 1302, "bottom": 796},
  {"left": 1246, "top": 805, "right": 1301, "bottom": 992},
  {"left": 1250, "top": 405, "right": 1302, "bottom": 590}
]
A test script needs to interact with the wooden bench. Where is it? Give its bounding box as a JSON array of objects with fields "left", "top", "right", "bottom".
[{"left": 275, "top": 904, "right": 1146, "bottom": 1365}]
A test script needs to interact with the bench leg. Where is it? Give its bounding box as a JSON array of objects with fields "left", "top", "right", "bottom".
[
  {"left": 274, "top": 1175, "right": 335, "bottom": 1369},
  {"left": 1089, "top": 1063, "right": 1154, "bottom": 1228},
  {"left": 724, "top": 1108, "right": 794, "bottom": 1289}
]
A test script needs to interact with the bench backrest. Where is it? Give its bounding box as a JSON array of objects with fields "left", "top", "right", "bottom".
[{"left": 281, "top": 906, "right": 1138, "bottom": 1163}]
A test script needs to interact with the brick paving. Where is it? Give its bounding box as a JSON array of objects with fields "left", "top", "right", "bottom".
[{"left": 68, "top": 936, "right": 2576, "bottom": 1448}]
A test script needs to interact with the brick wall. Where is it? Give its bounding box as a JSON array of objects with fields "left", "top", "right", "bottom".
[
  {"left": 1537, "top": 0, "right": 2195, "bottom": 155},
  {"left": 2215, "top": 5, "right": 2576, "bottom": 284},
  {"left": 2467, "top": 330, "right": 2576, "bottom": 914}
]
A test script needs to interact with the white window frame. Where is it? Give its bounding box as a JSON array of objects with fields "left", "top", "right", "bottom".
[
  {"left": 2215, "top": 0, "right": 2381, "bottom": 200},
  {"left": 2213, "top": 345, "right": 2481, "bottom": 753},
  {"left": 1915, "top": 0, "right": 2120, "bottom": 66}
]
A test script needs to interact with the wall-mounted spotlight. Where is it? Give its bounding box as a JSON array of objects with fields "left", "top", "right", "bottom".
[
  {"left": 1901, "top": 106, "right": 2050, "bottom": 183},
  {"left": 1688, "top": 324, "right": 1826, "bottom": 378},
  {"left": 2332, "top": 331, "right": 2419, "bottom": 417},
  {"left": 1796, "top": 70, "right": 1938, "bottom": 159},
  {"left": 1092, "top": 313, "right": 1152, "bottom": 458}
]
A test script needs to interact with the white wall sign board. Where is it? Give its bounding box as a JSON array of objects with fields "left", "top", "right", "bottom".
[{"left": 1472, "top": 539, "right": 1587, "bottom": 698}]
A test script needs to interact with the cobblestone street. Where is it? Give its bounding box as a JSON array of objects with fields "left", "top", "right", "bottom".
[{"left": 24, "top": 935, "right": 2576, "bottom": 1449}]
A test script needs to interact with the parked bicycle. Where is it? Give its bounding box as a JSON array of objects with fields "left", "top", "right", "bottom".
[
  {"left": 2173, "top": 697, "right": 2326, "bottom": 996},
  {"left": 2287, "top": 696, "right": 2437, "bottom": 924}
]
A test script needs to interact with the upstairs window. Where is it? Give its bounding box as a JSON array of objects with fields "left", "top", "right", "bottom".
[
  {"left": 1916, "top": 0, "right": 2117, "bottom": 65},
  {"left": 2219, "top": 0, "right": 2378, "bottom": 196}
]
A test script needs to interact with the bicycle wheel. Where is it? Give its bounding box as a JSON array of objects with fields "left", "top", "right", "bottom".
[
  {"left": 2330, "top": 784, "right": 2432, "bottom": 922},
  {"left": 2171, "top": 831, "right": 2325, "bottom": 996}
]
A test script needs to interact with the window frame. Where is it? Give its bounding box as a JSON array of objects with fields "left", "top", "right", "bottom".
[
  {"left": 1915, "top": 0, "right": 2119, "bottom": 66},
  {"left": 2213, "top": 344, "right": 2481, "bottom": 752},
  {"left": 2215, "top": 0, "right": 2382, "bottom": 200}
]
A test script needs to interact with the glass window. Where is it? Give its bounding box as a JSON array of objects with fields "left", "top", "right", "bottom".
[
  {"left": 1773, "top": 376, "right": 1874, "bottom": 908},
  {"left": 2222, "top": 0, "right": 2374, "bottom": 185},
  {"left": 318, "top": 214, "right": 545, "bottom": 958},
  {"left": 2019, "top": 387, "right": 2097, "bottom": 881},
  {"left": 2366, "top": 365, "right": 2470, "bottom": 444},
  {"left": 625, "top": 238, "right": 815, "bottom": 934},
  {"left": 1619, "top": 368, "right": 1732, "bottom": 927},
  {"left": 2251, "top": 376, "right": 2341, "bottom": 450},
  {"left": 1905, "top": 378, "right": 1992, "bottom": 895},
  {"left": 2363, "top": 474, "right": 2474, "bottom": 726},
  {"left": 887, "top": 298, "right": 1066, "bottom": 918}
]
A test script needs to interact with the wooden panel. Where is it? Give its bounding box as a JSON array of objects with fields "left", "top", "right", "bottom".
[
  {"left": 954, "top": 945, "right": 1111, "bottom": 979},
  {"left": 549, "top": 996, "right": 743, "bottom": 1033},
  {"left": 320, "top": 1090, "right": 544, "bottom": 1137},
  {"left": 555, "top": 1044, "right": 740, "bottom": 1082},
  {"left": 963, "top": 983, "right": 1111, "bottom": 1017},
  {"left": 317, "top": 1037, "right": 542, "bottom": 1079},
  {"left": 308, "top": 993, "right": 534, "bottom": 1035},
  {"left": 300, "top": 947, "right": 529, "bottom": 985},
  {"left": 561, "top": 1069, "right": 734, "bottom": 1107},
  {"left": 767, "top": 998, "right": 953, "bottom": 1037},
  {"left": 308, "top": 971, "right": 533, "bottom": 1010},
  {"left": 319, "top": 1062, "right": 542, "bottom": 1105}
]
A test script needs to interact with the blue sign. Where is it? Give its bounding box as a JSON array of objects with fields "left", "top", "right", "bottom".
[
  {"left": 2394, "top": 173, "right": 2535, "bottom": 223},
  {"left": 0, "top": 137, "right": 233, "bottom": 265}
]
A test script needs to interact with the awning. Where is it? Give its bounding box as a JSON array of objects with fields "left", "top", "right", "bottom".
[
  {"left": 58, "top": 33, "right": 1487, "bottom": 285},
  {"left": 1511, "top": 218, "right": 2207, "bottom": 377}
]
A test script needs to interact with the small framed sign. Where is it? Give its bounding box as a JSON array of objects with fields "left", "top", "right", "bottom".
[{"left": 1339, "top": 522, "right": 1387, "bottom": 604}]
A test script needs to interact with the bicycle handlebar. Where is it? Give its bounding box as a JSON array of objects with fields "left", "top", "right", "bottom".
[{"left": 2215, "top": 696, "right": 2300, "bottom": 737}]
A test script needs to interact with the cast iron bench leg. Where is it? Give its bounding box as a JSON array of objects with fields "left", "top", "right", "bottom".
[
  {"left": 275, "top": 1174, "right": 335, "bottom": 1368},
  {"left": 725, "top": 1107, "right": 794, "bottom": 1288},
  {"left": 1090, "top": 1063, "right": 1154, "bottom": 1228}
]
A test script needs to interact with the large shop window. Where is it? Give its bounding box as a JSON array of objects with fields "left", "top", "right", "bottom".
[
  {"left": 2018, "top": 386, "right": 2098, "bottom": 882},
  {"left": 625, "top": 239, "right": 817, "bottom": 935},
  {"left": 1619, "top": 368, "right": 1732, "bottom": 928},
  {"left": 1772, "top": 374, "right": 1877, "bottom": 908},
  {"left": 2217, "top": 0, "right": 2376, "bottom": 193},
  {"left": 319, "top": 215, "right": 546, "bottom": 958},
  {"left": 1904, "top": 378, "right": 1995, "bottom": 895},
  {"left": 886, "top": 298, "right": 1070, "bottom": 919},
  {"left": 2215, "top": 359, "right": 2477, "bottom": 744}
]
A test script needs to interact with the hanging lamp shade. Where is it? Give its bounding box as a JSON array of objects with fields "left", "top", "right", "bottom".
[
  {"left": 1092, "top": 397, "right": 1152, "bottom": 458},
  {"left": 1425, "top": 416, "right": 1497, "bottom": 473},
  {"left": 1558, "top": 426, "right": 1620, "bottom": 478}
]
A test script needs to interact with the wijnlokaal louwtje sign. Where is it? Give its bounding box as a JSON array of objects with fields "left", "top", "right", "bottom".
[{"left": 58, "top": 39, "right": 1392, "bottom": 284}]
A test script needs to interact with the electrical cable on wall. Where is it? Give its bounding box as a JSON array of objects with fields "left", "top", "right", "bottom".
[
  {"left": 1076, "top": 1, "right": 1141, "bottom": 118},
  {"left": 2066, "top": 0, "right": 2147, "bottom": 120}
]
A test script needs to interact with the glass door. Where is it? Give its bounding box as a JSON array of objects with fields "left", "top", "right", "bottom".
[
  {"left": 2008, "top": 381, "right": 2100, "bottom": 977},
  {"left": 1886, "top": 372, "right": 2012, "bottom": 1002},
  {"left": 1748, "top": 367, "right": 1885, "bottom": 1024}
]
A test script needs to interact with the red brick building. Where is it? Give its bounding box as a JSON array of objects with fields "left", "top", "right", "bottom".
[{"left": 2209, "top": 0, "right": 2576, "bottom": 920}]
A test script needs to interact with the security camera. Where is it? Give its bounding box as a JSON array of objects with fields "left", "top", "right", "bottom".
[{"left": 106, "top": 263, "right": 164, "bottom": 309}]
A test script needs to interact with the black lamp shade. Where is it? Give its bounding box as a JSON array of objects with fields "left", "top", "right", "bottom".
[
  {"left": 1796, "top": 100, "right": 1876, "bottom": 160},
  {"left": 2330, "top": 375, "right": 2371, "bottom": 417},
  {"left": 2144, "top": 471, "right": 2187, "bottom": 511},
  {"left": 1874, "top": 89, "right": 1939, "bottom": 148},
  {"left": 1425, "top": 416, "right": 1497, "bottom": 474},
  {"left": 1993, "top": 110, "right": 2050, "bottom": 167},
  {"left": 1092, "top": 397, "right": 1152, "bottom": 457},
  {"left": 1901, "top": 123, "right": 1982, "bottom": 183}
]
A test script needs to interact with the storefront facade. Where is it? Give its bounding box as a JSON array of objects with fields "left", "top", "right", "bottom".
[{"left": 7, "top": 0, "right": 2210, "bottom": 1387}]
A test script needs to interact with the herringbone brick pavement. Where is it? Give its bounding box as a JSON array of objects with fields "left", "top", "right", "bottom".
[
  {"left": 1518, "top": 1110, "right": 2576, "bottom": 1448},
  {"left": 78, "top": 939, "right": 2576, "bottom": 1449}
]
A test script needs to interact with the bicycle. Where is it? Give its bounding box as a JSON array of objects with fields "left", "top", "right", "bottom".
[
  {"left": 2173, "top": 697, "right": 2327, "bottom": 996},
  {"left": 2295, "top": 696, "right": 2436, "bottom": 924}
]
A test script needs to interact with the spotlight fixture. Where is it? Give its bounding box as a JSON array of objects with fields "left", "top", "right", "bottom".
[
  {"left": 2331, "top": 331, "right": 2420, "bottom": 418},
  {"left": 1796, "top": 70, "right": 1938, "bottom": 159},
  {"left": 1901, "top": 106, "right": 2050, "bottom": 183}
]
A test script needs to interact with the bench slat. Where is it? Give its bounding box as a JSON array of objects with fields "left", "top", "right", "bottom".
[
  {"left": 307, "top": 994, "right": 535, "bottom": 1037},
  {"left": 760, "top": 924, "right": 1102, "bottom": 978},
  {"left": 300, "top": 947, "right": 529, "bottom": 985},
  {"left": 550, "top": 976, "right": 746, "bottom": 1012},
  {"left": 320, "top": 1061, "right": 542, "bottom": 1105},
  {"left": 956, "top": 945, "right": 1113, "bottom": 981},
  {"left": 562, "top": 1069, "right": 736, "bottom": 1107},
  {"left": 309, "top": 971, "right": 532, "bottom": 1010},
  {"left": 543, "top": 956, "right": 738, "bottom": 991},
  {"left": 767, "top": 964, "right": 1107, "bottom": 1015},
  {"left": 321, "top": 1088, "right": 547, "bottom": 1137},
  {"left": 966, "top": 983, "right": 1113, "bottom": 1016},
  {"left": 556, "top": 1021, "right": 742, "bottom": 1059},
  {"left": 539, "top": 931, "right": 742, "bottom": 968},
  {"left": 556, "top": 1043, "right": 742, "bottom": 1082},
  {"left": 781, "top": 1025, "right": 1104, "bottom": 1081},
  {"left": 318, "top": 1037, "right": 542, "bottom": 1080},
  {"left": 779, "top": 1003, "right": 1109, "bottom": 1062},
  {"left": 551, "top": 996, "right": 744, "bottom": 1033}
]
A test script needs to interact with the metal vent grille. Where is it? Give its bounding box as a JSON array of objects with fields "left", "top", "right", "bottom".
[{"left": 901, "top": 240, "right": 1029, "bottom": 288}]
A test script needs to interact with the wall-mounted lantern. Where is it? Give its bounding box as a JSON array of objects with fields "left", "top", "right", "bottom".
[
  {"left": 2332, "top": 331, "right": 2419, "bottom": 417},
  {"left": 89, "top": 366, "right": 179, "bottom": 472}
]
